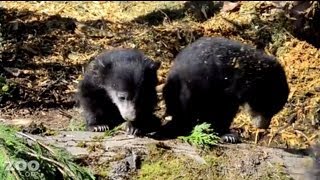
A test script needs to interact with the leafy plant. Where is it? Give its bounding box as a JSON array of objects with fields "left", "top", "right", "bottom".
[
  {"left": 0, "top": 76, "right": 11, "bottom": 95},
  {"left": 178, "top": 122, "right": 220, "bottom": 149},
  {"left": 0, "top": 76, "right": 16, "bottom": 104},
  {"left": 0, "top": 124, "right": 95, "bottom": 180}
]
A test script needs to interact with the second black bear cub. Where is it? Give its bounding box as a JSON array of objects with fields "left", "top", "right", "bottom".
[
  {"left": 77, "top": 48, "right": 161, "bottom": 136},
  {"left": 160, "top": 37, "right": 289, "bottom": 143}
]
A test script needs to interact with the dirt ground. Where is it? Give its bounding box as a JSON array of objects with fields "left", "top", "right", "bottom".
[{"left": 0, "top": 1, "right": 320, "bottom": 179}]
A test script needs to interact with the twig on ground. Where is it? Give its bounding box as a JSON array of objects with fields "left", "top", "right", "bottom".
[
  {"left": 268, "top": 113, "right": 297, "bottom": 146},
  {"left": 39, "top": 73, "right": 65, "bottom": 96}
]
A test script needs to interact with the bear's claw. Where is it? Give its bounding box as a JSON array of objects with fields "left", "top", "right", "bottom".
[
  {"left": 220, "top": 133, "right": 241, "bottom": 144},
  {"left": 89, "top": 125, "right": 109, "bottom": 132}
]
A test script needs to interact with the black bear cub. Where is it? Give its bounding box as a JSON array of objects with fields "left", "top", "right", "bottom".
[
  {"left": 158, "top": 37, "right": 289, "bottom": 143},
  {"left": 77, "top": 48, "right": 161, "bottom": 136}
]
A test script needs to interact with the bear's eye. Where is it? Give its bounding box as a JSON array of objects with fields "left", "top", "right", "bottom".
[
  {"left": 119, "top": 96, "right": 126, "bottom": 101},
  {"left": 117, "top": 92, "right": 128, "bottom": 101}
]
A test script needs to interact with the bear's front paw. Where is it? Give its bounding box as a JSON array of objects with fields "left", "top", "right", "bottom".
[
  {"left": 125, "top": 122, "right": 143, "bottom": 137},
  {"left": 220, "top": 133, "right": 241, "bottom": 144},
  {"left": 88, "top": 125, "right": 109, "bottom": 132}
]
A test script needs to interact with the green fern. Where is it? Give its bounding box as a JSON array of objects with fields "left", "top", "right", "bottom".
[{"left": 178, "top": 123, "right": 220, "bottom": 149}]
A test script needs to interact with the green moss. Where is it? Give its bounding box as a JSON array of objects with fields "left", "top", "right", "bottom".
[
  {"left": 92, "top": 135, "right": 105, "bottom": 142},
  {"left": 261, "top": 163, "right": 292, "bottom": 180},
  {"left": 137, "top": 157, "right": 188, "bottom": 180},
  {"left": 136, "top": 143, "right": 293, "bottom": 180},
  {"left": 93, "top": 164, "right": 111, "bottom": 178},
  {"left": 43, "top": 129, "right": 58, "bottom": 136},
  {"left": 87, "top": 143, "right": 104, "bottom": 153},
  {"left": 76, "top": 141, "right": 87, "bottom": 148},
  {"left": 135, "top": 143, "right": 223, "bottom": 180}
]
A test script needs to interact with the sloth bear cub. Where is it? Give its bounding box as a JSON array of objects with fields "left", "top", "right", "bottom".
[
  {"left": 77, "top": 48, "right": 161, "bottom": 136},
  {"left": 159, "top": 37, "right": 289, "bottom": 143}
]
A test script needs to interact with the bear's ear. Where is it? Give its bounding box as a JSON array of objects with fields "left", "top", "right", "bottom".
[{"left": 148, "top": 60, "right": 161, "bottom": 71}]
